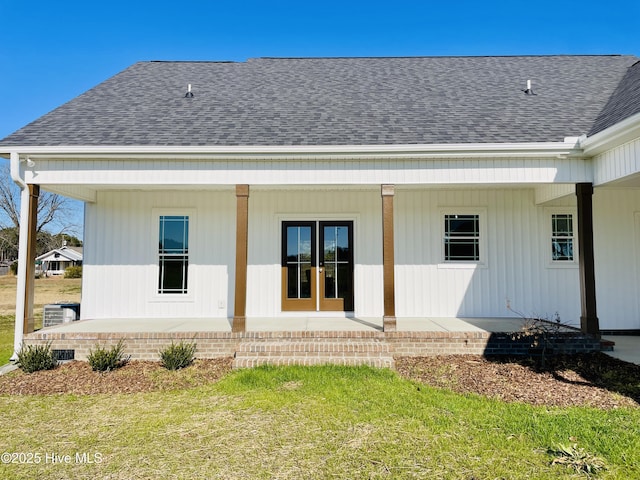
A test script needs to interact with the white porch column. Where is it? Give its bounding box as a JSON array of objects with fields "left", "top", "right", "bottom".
[{"left": 11, "top": 187, "right": 32, "bottom": 360}]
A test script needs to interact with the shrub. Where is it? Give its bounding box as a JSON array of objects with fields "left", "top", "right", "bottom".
[
  {"left": 9, "top": 261, "right": 18, "bottom": 275},
  {"left": 159, "top": 340, "right": 197, "bottom": 370},
  {"left": 87, "top": 339, "right": 129, "bottom": 372},
  {"left": 16, "top": 342, "right": 57, "bottom": 373},
  {"left": 64, "top": 266, "right": 82, "bottom": 278}
]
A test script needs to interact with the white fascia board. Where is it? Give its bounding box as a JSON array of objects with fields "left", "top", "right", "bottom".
[
  {"left": 580, "top": 111, "right": 640, "bottom": 156},
  {"left": 1, "top": 141, "right": 584, "bottom": 160}
]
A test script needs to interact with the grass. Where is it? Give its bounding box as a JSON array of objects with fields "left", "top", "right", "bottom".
[
  {"left": 0, "top": 365, "right": 638, "bottom": 479},
  {"left": 0, "top": 275, "right": 638, "bottom": 478},
  {"left": 0, "top": 275, "right": 81, "bottom": 364}
]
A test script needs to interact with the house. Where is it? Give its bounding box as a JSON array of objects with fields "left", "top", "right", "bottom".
[
  {"left": 36, "top": 244, "right": 83, "bottom": 276},
  {"left": 1, "top": 55, "right": 640, "bottom": 359}
]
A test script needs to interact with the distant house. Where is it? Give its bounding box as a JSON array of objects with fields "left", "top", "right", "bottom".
[
  {"left": 36, "top": 245, "right": 83, "bottom": 276},
  {"left": 2, "top": 55, "right": 640, "bottom": 352}
]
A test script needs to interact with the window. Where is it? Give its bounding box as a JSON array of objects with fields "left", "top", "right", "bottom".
[
  {"left": 444, "top": 214, "right": 480, "bottom": 261},
  {"left": 551, "top": 214, "right": 574, "bottom": 261},
  {"left": 158, "top": 215, "right": 189, "bottom": 294}
]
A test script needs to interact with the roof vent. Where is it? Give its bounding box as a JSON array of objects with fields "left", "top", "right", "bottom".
[
  {"left": 185, "top": 84, "right": 194, "bottom": 98},
  {"left": 523, "top": 79, "right": 536, "bottom": 95}
]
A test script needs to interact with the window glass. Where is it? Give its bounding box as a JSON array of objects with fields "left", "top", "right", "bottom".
[
  {"left": 158, "top": 215, "right": 189, "bottom": 294},
  {"left": 444, "top": 214, "right": 480, "bottom": 261},
  {"left": 552, "top": 214, "right": 573, "bottom": 261}
]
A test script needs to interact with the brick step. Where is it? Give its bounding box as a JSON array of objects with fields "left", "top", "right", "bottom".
[
  {"left": 236, "top": 340, "right": 391, "bottom": 354},
  {"left": 233, "top": 339, "right": 394, "bottom": 368},
  {"left": 233, "top": 356, "right": 395, "bottom": 369}
]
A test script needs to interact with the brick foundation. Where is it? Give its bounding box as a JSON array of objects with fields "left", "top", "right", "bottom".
[{"left": 22, "top": 329, "right": 602, "bottom": 367}]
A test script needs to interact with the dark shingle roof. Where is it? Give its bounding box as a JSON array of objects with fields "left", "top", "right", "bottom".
[
  {"left": 589, "top": 60, "right": 640, "bottom": 136},
  {"left": 1, "top": 55, "right": 638, "bottom": 147}
]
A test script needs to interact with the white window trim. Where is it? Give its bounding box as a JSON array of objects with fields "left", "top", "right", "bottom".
[
  {"left": 545, "top": 207, "right": 578, "bottom": 269},
  {"left": 150, "top": 208, "right": 197, "bottom": 302},
  {"left": 438, "top": 208, "right": 488, "bottom": 269}
]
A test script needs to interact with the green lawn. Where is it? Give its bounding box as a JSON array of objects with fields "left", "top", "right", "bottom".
[
  {"left": 0, "top": 315, "right": 14, "bottom": 365},
  {"left": 1, "top": 365, "right": 638, "bottom": 479},
  {"left": 0, "top": 275, "right": 81, "bottom": 364}
]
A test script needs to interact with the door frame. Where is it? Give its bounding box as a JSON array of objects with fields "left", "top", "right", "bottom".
[{"left": 279, "top": 215, "right": 357, "bottom": 314}]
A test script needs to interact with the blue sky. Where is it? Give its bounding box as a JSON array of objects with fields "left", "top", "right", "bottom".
[
  {"left": 1, "top": 0, "right": 638, "bottom": 236},
  {"left": 1, "top": 0, "right": 639, "bottom": 140}
]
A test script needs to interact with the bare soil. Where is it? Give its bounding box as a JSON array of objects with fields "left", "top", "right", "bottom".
[{"left": 1, "top": 353, "right": 638, "bottom": 410}]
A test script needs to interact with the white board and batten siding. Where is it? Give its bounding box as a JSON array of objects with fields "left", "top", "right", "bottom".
[
  {"left": 27, "top": 156, "right": 592, "bottom": 190},
  {"left": 82, "top": 190, "right": 236, "bottom": 320},
  {"left": 395, "top": 188, "right": 581, "bottom": 323},
  {"left": 593, "top": 137, "right": 640, "bottom": 185},
  {"left": 82, "top": 188, "right": 385, "bottom": 320},
  {"left": 593, "top": 188, "right": 640, "bottom": 330},
  {"left": 81, "top": 187, "right": 605, "bottom": 329}
]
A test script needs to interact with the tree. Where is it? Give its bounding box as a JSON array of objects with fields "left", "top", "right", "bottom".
[{"left": 0, "top": 164, "right": 81, "bottom": 259}]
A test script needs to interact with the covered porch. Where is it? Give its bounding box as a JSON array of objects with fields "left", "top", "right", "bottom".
[{"left": 5, "top": 142, "right": 630, "bottom": 360}]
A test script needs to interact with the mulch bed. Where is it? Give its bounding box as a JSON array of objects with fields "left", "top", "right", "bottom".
[
  {"left": 396, "top": 353, "right": 640, "bottom": 409},
  {"left": 0, "top": 358, "right": 233, "bottom": 395},
  {"left": 1, "top": 353, "right": 639, "bottom": 410}
]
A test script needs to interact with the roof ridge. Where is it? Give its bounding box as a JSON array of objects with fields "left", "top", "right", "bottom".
[
  {"left": 148, "top": 60, "right": 239, "bottom": 64},
  {"left": 254, "top": 54, "right": 631, "bottom": 60}
]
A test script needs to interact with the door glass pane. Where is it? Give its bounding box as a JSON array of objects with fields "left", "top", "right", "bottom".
[
  {"left": 286, "top": 225, "right": 312, "bottom": 299},
  {"left": 299, "top": 263, "right": 312, "bottom": 298},
  {"left": 323, "top": 226, "right": 350, "bottom": 261},
  {"left": 336, "top": 226, "right": 349, "bottom": 261},
  {"left": 324, "top": 263, "right": 336, "bottom": 299},
  {"left": 287, "top": 226, "right": 311, "bottom": 262},
  {"left": 337, "top": 263, "right": 352, "bottom": 300},
  {"left": 322, "top": 225, "right": 351, "bottom": 301},
  {"left": 324, "top": 227, "right": 336, "bottom": 262},
  {"left": 287, "top": 265, "right": 298, "bottom": 298},
  {"left": 287, "top": 264, "right": 311, "bottom": 299}
]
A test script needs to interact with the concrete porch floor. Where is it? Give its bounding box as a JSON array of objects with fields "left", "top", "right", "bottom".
[{"left": 37, "top": 316, "right": 535, "bottom": 334}]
